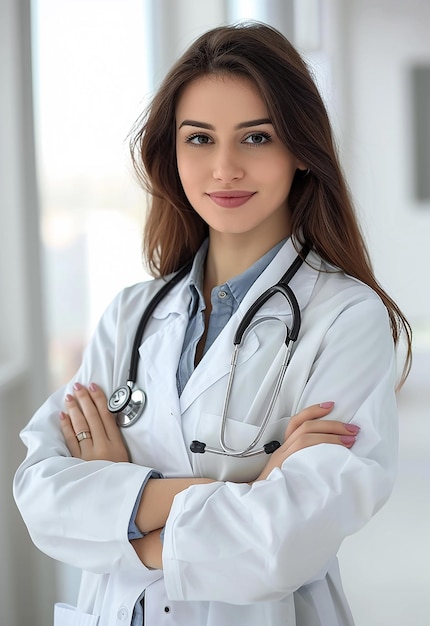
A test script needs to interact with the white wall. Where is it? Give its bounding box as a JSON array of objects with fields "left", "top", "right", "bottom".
[{"left": 341, "top": 0, "right": 430, "bottom": 328}]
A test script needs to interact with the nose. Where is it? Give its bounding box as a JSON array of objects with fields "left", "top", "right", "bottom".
[{"left": 212, "top": 146, "right": 244, "bottom": 182}]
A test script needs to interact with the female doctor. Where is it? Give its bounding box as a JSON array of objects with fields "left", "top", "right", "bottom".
[{"left": 14, "top": 22, "right": 411, "bottom": 626}]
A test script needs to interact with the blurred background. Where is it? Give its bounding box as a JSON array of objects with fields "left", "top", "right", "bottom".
[{"left": 1, "top": 0, "right": 429, "bottom": 624}]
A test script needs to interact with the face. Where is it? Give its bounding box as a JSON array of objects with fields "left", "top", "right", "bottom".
[{"left": 175, "top": 74, "right": 304, "bottom": 247}]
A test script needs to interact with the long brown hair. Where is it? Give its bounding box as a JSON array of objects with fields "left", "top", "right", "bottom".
[{"left": 129, "top": 22, "right": 412, "bottom": 382}]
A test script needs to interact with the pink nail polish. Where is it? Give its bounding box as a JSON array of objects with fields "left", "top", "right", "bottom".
[
  {"left": 89, "top": 382, "right": 98, "bottom": 392},
  {"left": 319, "top": 401, "right": 335, "bottom": 409},
  {"left": 65, "top": 394, "right": 73, "bottom": 402},
  {"left": 73, "top": 382, "right": 82, "bottom": 391},
  {"left": 345, "top": 423, "right": 360, "bottom": 433},
  {"left": 59, "top": 411, "right": 66, "bottom": 420},
  {"left": 340, "top": 435, "right": 356, "bottom": 446}
]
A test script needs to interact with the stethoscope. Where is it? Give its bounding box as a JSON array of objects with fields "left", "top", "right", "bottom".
[{"left": 108, "top": 247, "right": 308, "bottom": 458}]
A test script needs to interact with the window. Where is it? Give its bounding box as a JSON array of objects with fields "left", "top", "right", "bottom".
[{"left": 32, "top": 0, "right": 150, "bottom": 391}]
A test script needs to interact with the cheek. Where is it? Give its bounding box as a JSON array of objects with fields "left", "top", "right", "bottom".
[
  {"left": 176, "top": 163, "right": 199, "bottom": 206},
  {"left": 271, "top": 159, "right": 297, "bottom": 190},
  {"left": 264, "top": 166, "right": 293, "bottom": 192},
  {"left": 177, "top": 155, "right": 204, "bottom": 195},
  {"left": 176, "top": 149, "right": 191, "bottom": 177},
  {"left": 176, "top": 157, "right": 190, "bottom": 191}
]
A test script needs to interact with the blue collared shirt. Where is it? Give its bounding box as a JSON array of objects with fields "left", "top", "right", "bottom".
[{"left": 176, "top": 238, "right": 285, "bottom": 394}]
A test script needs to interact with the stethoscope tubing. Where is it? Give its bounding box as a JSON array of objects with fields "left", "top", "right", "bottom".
[
  {"left": 128, "top": 246, "right": 307, "bottom": 386},
  {"left": 218, "top": 336, "right": 294, "bottom": 456},
  {"left": 192, "top": 247, "right": 308, "bottom": 457},
  {"left": 110, "top": 244, "right": 310, "bottom": 456},
  {"left": 127, "top": 261, "right": 192, "bottom": 384}
]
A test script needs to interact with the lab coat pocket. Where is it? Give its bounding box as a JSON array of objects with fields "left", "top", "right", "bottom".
[
  {"left": 54, "top": 603, "right": 99, "bottom": 626},
  {"left": 191, "top": 412, "right": 290, "bottom": 482}
]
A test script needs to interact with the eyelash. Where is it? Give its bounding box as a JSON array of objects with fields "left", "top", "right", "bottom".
[
  {"left": 184, "top": 131, "right": 272, "bottom": 147},
  {"left": 243, "top": 131, "right": 272, "bottom": 146},
  {"left": 185, "top": 133, "right": 213, "bottom": 146}
]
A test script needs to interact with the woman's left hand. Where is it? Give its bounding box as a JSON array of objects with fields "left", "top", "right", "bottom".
[
  {"left": 256, "top": 402, "right": 359, "bottom": 480},
  {"left": 60, "top": 382, "right": 130, "bottom": 462}
]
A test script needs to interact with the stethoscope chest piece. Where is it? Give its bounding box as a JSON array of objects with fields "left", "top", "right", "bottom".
[{"left": 108, "top": 385, "right": 146, "bottom": 428}]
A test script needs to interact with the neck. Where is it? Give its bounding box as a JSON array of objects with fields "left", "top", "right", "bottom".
[{"left": 204, "top": 231, "right": 286, "bottom": 290}]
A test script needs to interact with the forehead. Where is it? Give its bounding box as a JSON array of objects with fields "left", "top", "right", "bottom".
[{"left": 175, "top": 74, "right": 269, "bottom": 125}]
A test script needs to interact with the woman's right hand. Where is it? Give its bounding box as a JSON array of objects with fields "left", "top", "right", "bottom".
[
  {"left": 60, "top": 382, "right": 130, "bottom": 463},
  {"left": 256, "top": 402, "right": 360, "bottom": 480}
]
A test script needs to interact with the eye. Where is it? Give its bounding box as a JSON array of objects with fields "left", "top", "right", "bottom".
[
  {"left": 185, "top": 133, "right": 213, "bottom": 145},
  {"left": 243, "top": 132, "right": 272, "bottom": 146}
]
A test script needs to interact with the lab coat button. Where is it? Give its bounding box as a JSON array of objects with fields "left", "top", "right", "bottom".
[
  {"left": 117, "top": 606, "right": 128, "bottom": 621},
  {"left": 164, "top": 606, "right": 171, "bottom": 613}
]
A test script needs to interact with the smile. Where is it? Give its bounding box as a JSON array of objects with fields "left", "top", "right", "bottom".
[{"left": 207, "top": 191, "right": 256, "bottom": 208}]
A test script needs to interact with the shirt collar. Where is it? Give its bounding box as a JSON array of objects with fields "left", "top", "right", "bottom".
[
  {"left": 187, "top": 240, "right": 208, "bottom": 316},
  {"left": 187, "top": 237, "right": 287, "bottom": 316}
]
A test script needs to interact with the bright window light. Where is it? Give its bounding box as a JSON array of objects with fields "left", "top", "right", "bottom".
[{"left": 32, "top": 0, "right": 150, "bottom": 391}]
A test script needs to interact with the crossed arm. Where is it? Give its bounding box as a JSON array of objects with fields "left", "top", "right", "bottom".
[{"left": 60, "top": 383, "right": 359, "bottom": 569}]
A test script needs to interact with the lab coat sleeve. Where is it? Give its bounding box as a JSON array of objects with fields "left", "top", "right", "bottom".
[
  {"left": 162, "top": 296, "right": 398, "bottom": 604},
  {"left": 13, "top": 289, "right": 158, "bottom": 575}
]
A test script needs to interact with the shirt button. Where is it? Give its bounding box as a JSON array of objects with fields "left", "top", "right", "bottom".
[
  {"left": 117, "top": 606, "right": 128, "bottom": 621},
  {"left": 218, "top": 290, "right": 228, "bottom": 299}
]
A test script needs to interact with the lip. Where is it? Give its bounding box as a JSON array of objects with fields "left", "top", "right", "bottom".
[{"left": 207, "top": 190, "right": 256, "bottom": 208}]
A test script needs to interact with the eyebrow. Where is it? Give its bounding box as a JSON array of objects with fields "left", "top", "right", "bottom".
[{"left": 178, "top": 118, "right": 272, "bottom": 130}]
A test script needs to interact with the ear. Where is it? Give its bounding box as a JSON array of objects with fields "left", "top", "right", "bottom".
[{"left": 296, "top": 161, "right": 311, "bottom": 177}]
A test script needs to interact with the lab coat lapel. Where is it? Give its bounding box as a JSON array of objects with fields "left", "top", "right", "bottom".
[
  {"left": 179, "top": 240, "right": 321, "bottom": 415},
  {"left": 237, "top": 242, "right": 321, "bottom": 317},
  {"left": 179, "top": 312, "right": 259, "bottom": 414},
  {"left": 137, "top": 280, "right": 190, "bottom": 395},
  {"left": 129, "top": 277, "right": 201, "bottom": 473}
]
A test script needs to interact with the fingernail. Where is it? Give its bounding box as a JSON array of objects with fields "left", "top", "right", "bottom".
[
  {"left": 319, "top": 401, "right": 335, "bottom": 409},
  {"left": 340, "top": 435, "right": 356, "bottom": 446},
  {"left": 65, "top": 394, "right": 73, "bottom": 402},
  {"left": 73, "top": 382, "right": 82, "bottom": 391},
  {"left": 59, "top": 411, "right": 66, "bottom": 420},
  {"left": 89, "top": 382, "right": 98, "bottom": 392},
  {"left": 345, "top": 423, "right": 360, "bottom": 433}
]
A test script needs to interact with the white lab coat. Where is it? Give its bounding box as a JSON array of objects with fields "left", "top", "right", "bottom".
[{"left": 14, "top": 239, "right": 398, "bottom": 626}]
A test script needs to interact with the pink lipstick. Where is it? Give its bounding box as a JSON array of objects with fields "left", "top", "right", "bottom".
[{"left": 207, "top": 191, "right": 256, "bottom": 208}]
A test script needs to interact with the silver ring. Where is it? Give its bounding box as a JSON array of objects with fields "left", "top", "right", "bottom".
[{"left": 76, "top": 430, "right": 92, "bottom": 442}]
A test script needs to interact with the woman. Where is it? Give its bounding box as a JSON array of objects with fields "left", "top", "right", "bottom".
[{"left": 14, "top": 22, "right": 411, "bottom": 626}]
